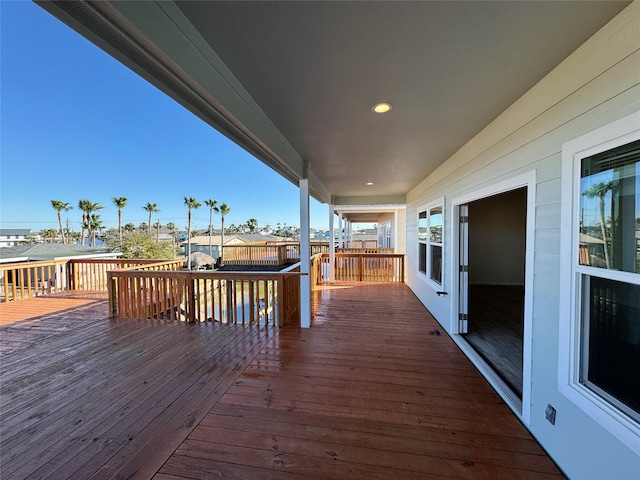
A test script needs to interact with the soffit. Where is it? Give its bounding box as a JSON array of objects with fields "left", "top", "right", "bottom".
[
  {"left": 173, "top": 1, "right": 629, "bottom": 201},
  {"left": 38, "top": 1, "right": 630, "bottom": 205}
]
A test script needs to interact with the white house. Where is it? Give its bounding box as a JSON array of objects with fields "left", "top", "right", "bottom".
[
  {"left": 37, "top": 2, "right": 640, "bottom": 477},
  {"left": 0, "top": 229, "right": 38, "bottom": 248}
]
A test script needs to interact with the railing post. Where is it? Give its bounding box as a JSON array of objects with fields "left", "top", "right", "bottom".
[
  {"left": 278, "top": 245, "right": 287, "bottom": 265},
  {"left": 108, "top": 273, "right": 118, "bottom": 318},
  {"left": 227, "top": 280, "right": 235, "bottom": 324},
  {"left": 249, "top": 280, "right": 255, "bottom": 324},
  {"left": 187, "top": 275, "right": 196, "bottom": 322},
  {"left": 278, "top": 275, "right": 285, "bottom": 327}
]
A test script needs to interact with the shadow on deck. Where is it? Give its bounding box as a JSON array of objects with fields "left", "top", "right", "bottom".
[{"left": 0, "top": 284, "right": 564, "bottom": 479}]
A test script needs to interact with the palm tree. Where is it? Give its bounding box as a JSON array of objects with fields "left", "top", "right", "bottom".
[
  {"left": 583, "top": 181, "right": 616, "bottom": 269},
  {"left": 123, "top": 223, "right": 135, "bottom": 233},
  {"left": 204, "top": 199, "right": 219, "bottom": 257},
  {"left": 50, "top": 200, "right": 72, "bottom": 244},
  {"left": 218, "top": 203, "right": 230, "bottom": 265},
  {"left": 112, "top": 197, "right": 128, "bottom": 242},
  {"left": 78, "top": 199, "right": 91, "bottom": 246},
  {"left": 78, "top": 200, "right": 103, "bottom": 246},
  {"left": 247, "top": 218, "right": 258, "bottom": 233},
  {"left": 40, "top": 228, "right": 58, "bottom": 243},
  {"left": 184, "top": 197, "right": 202, "bottom": 270},
  {"left": 67, "top": 231, "right": 81, "bottom": 245},
  {"left": 143, "top": 202, "right": 159, "bottom": 235},
  {"left": 166, "top": 222, "right": 177, "bottom": 258},
  {"left": 88, "top": 214, "right": 105, "bottom": 246},
  {"left": 153, "top": 221, "right": 162, "bottom": 242}
]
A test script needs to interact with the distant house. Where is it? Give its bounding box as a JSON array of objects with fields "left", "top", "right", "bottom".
[
  {"left": 0, "top": 229, "right": 38, "bottom": 248},
  {"left": 145, "top": 226, "right": 175, "bottom": 242},
  {"left": 183, "top": 234, "right": 291, "bottom": 258}
]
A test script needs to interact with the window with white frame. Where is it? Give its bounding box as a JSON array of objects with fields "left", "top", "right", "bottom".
[
  {"left": 418, "top": 203, "right": 443, "bottom": 285},
  {"left": 578, "top": 139, "right": 640, "bottom": 423},
  {"left": 560, "top": 112, "right": 640, "bottom": 445}
]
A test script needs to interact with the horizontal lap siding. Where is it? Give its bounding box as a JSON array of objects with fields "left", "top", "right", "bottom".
[{"left": 406, "top": 3, "right": 640, "bottom": 479}]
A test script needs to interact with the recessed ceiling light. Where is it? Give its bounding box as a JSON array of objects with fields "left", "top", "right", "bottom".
[
  {"left": 366, "top": 182, "right": 374, "bottom": 186},
  {"left": 372, "top": 102, "right": 392, "bottom": 113}
]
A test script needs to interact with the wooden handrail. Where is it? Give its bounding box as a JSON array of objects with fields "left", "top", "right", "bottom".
[
  {"left": 312, "top": 253, "right": 405, "bottom": 289},
  {"left": 222, "top": 243, "right": 330, "bottom": 265},
  {"left": 0, "top": 258, "right": 185, "bottom": 303},
  {"left": 107, "top": 269, "right": 305, "bottom": 326},
  {"left": 336, "top": 247, "right": 393, "bottom": 254},
  {"left": 0, "top": 259, "right": 69, "bottom": 302}
]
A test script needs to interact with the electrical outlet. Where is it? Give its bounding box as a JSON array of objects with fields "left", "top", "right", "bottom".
[{"left": 545, "top": 404, "right": 556, "bottom": 425}]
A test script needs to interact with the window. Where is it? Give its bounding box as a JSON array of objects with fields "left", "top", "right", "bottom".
[
  {"left": 418, "top": 203, "right": 443, "bottom": 286},
  {"left": 418, "top": 211, "right": 427, "bottom": 274},
  {"left": 560, "top": 112, "right": 640, "bottom": 448},
  {"left": 578, "top": 139, "right": 640, "bottom": 423}
]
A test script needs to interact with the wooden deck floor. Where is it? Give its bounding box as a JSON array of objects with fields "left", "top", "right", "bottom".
[{"left": 0, "top": 284, "right": 564, "bottom": 479}]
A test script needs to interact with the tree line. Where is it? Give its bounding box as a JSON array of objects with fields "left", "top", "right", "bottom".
[
  {"left": 47, "top": 197, "right": 303, "bottom": 258},
  {"left": 47, "top": 197, "right": 231, "bottom": 258}
]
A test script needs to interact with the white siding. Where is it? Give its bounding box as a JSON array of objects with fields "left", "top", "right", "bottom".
[{"left": 406, "top": 3, "right": 640, "bottom": 478}]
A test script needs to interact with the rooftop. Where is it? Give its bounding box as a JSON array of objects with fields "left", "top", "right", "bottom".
[{"left": 0, "top": 243, "right": 116, "bottom": 263}]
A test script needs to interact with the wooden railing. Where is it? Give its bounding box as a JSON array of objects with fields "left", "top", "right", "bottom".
[
  {"left": 2, "top": 250, "right": 401, "bottom": 324},
  {"left": 107, "top": 267, "right": 303, "bottom": 326},
  {"left": 345, "top": 239, "right": 379, "bottom": 249},
  {"left": 223, "top": 242, "right": 329, "bottom": 265},
  {"left": 336, "top": 247, "right": 393, "bottom": 254},
  {"left": 69, "top": 259, "right": 182, "bottom": 290},
  {"left": 0, "top": 258, "right": 183, "bottom": 302},
  {"left": 0, "top": 259, "right": 68, "bottom": 301},
  {"left": 312, "top": 253, "right": 405, "bottom": 288},
  {"left": 222, "top": 243, "right": 395, "bottom": 265}
]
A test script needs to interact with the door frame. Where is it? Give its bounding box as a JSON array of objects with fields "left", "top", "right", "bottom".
[{"left": 449, "top": 171, "right": 536, "bottom": 424}]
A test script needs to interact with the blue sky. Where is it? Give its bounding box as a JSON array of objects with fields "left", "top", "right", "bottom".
[{"left": 0, "top": 0, "right": 332, "bottom": 233}]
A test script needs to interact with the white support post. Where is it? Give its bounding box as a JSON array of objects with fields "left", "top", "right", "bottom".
[
  {"left": 393, "top": 209, "right": 398, "bottom": 251},
  {"left": 329, "top": 204, "right": 335, "bottom": 282},
  {"left": 299, "top": 178, "right": 311, "bottom": 328},
  {"left": 338, "top": 214, "right": 344, "bottom": 248}
]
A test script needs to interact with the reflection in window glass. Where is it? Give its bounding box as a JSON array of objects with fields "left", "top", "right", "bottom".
[
  {"left": 430, "top": 206, "right": 443, "bottom": 243},
  {"left": 579, "top": 139, "right": 640, "bottom": 273},
  {"left": 581, "top": 276, "right": 640, "bottom": 422},
  {"left": 431, "top": 245, "right": 442, "bottom": 284},
  {"left": 419, "top": 243, "right": 426, "bottom": 274},
  {"left": 418, "top": 211, "right": 427, "bottom": 242}
]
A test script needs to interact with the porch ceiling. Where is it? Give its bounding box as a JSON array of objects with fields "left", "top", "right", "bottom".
[{"left": 38, "top": 1, "right": 630, "bottom": 206}]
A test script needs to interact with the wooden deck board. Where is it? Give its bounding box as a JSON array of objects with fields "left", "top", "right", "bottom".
[
  {"left": 0, "top": 293, "right": 276, "bottom": 480},
  {"left": 159, "top": 283, "right": 565, "bottom": 479},
  {"left": 0, "top": 291, "right": 105, "bottom": 326},
  {"left": 0, "top": 284, "right": 565, "bottom": 479}
]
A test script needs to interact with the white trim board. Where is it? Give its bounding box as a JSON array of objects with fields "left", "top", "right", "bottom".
[{"left": 449, "top": 170, "right": 536, "bottom": 425}]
